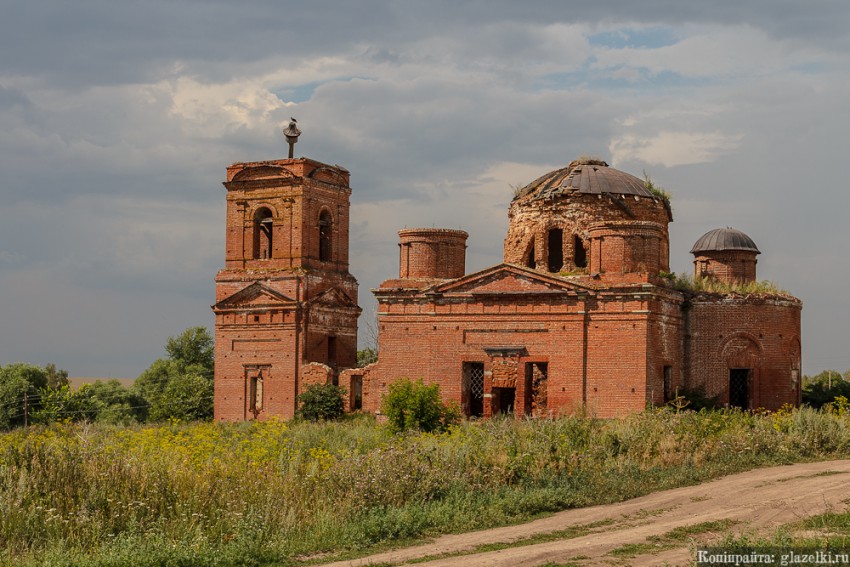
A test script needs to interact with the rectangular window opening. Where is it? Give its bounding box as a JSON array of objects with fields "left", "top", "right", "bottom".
[{"left": 327, "top": 336, "right": 337, "bottom": 368}]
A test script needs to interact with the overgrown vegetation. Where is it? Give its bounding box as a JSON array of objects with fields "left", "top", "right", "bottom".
[
  {"left": 643, "top": 171, "right": 671, "bottom": 208},
  {"left": 4, "top": 406, "right": 850, "bottom": 565},
  {"left": 381, "top": 377, "right": 459, "bottom": 433},
  {"left": 659, "top": 272, "right": 789, "bottom": 297},
  {"left": 297, "top": 383, "right": 346, "bottom": 421}
]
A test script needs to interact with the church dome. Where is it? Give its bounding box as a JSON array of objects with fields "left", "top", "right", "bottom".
[
  {"left": 513, "top": 158, "right": 655, "bottom": 201},
  {"left": 690, "top": 227, "right": 760, "bottom": 255}
]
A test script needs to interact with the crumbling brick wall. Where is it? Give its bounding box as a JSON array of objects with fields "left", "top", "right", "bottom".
[{"left": 505, "top": 193, "right": 670, "bottom": 275}]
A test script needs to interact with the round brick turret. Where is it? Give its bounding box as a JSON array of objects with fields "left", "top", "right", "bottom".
[
  {"left": 691, "top": 227, "right": 760, "bottom": 284},
  {"left": 398, "top": 228, "right": 468, "bottom": 279},
  {"left": 587, "top": 221, "right": 670, "bottom": 274},
  {"left": 504, "top": 158, "right": 671, "bottom": 275}
]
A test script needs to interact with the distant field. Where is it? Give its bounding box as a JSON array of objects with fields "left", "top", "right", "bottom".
[{"left": 67, "top": 377, "right": 135, "bottom": 389}]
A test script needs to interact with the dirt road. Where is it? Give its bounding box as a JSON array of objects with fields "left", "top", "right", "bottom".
[{"left": 320, "top": 459, "right": 850, "bottom": 566}]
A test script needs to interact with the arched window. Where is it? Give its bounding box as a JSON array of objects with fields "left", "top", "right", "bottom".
[
  {"left": 573, "top": 234, "right": 587, "bottom": 268},
  {"left": 253, "top": 208, "right": 273, "bottom": 260},
  {"left": 319, "top": 210, "right": 333, "bottom": 262},
  {"left": 547, "top": 228, "right": 563, "bottom": 272},
  {"left": 526, "top": 239, "right": 536, "bottom": 269}
]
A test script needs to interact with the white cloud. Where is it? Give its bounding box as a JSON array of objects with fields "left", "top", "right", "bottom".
[{"left": 610, "top": 130, "right": 744, "bottom": 167}]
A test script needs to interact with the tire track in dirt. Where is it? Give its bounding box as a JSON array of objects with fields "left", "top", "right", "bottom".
[{"left": 319, "top": 459, "right": 850, "bottom": 567}]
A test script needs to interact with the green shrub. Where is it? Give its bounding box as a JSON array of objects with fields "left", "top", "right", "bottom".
[
  {"left": 381, "top": 378, "right": 459, "bottom": 433},
  {"left": 297, "top": 383, "right": 346, "bottom": 421},
  {"left": 147, "top": 372, "right": 214, "bottom": 422}
]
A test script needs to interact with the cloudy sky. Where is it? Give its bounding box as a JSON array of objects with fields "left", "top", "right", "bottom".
[{"left": 1, "top": 1, "right": 848, "bottom": 377}]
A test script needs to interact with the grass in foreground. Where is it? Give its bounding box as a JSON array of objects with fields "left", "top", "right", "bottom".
[
  {"left": 610, "top": 519, "right": 739, "bottom": 558},
  {"left": 2, "top": 406, "right": 850, "bottom": 566},
  {"left": 718, "top": 502, "right": 850, "bottom": 551}
]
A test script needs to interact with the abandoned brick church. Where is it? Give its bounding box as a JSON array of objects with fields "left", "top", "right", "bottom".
[{"left": 212, "top": 143, "right": 802, "bottom": 421}]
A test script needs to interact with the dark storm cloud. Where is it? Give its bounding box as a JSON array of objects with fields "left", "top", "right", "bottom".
[
  {"left": 4, "top": 1, "right": 849, "bottom": 87},
  {"left": 1, "top": 0, "right": 848, "bottom": 376}
]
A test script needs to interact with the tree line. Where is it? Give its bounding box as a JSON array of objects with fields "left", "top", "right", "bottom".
[
  {"left": 803, "top": 370, "right": 850, "bottom": 408},
  {"left": 0, "top": 326, "right": 214, "bottom": 430},
  {"left": 3, "top": 328, "right": 846, "bottom": 431}
]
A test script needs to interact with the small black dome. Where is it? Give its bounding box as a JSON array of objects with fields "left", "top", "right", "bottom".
[{"left": 691, "top": 227, "right": 760, "bottom": 254}]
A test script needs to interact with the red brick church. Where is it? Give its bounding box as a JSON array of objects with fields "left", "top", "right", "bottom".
[{"left": 213, "top": 143, "right": 802, "bottom": 421}]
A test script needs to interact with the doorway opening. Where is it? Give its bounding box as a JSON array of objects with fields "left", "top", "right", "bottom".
[
  {"left": 729, "top": 368, "right": 750, "bottom": 409},
  {"left": 462, "top": 362, "right": 484, "bottom": 417},
  {"left": 493, "top": 387, "right": 516, "bottom": 416},
  {"left": 524, "top": 362, "right": 548, "bottom": 416}
]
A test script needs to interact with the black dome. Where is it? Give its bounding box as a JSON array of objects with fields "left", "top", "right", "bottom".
[
  {"left": 691, "top": 227, "right": 760, "bottom": 254},
  {"left": 513, "top": 158, "right": 655, "bottom": 201}
]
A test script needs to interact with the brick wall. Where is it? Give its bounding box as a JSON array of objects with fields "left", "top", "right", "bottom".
[
  {"left": 693, "top": 250, "right": 758, "bottom": 284},
  {"left": 366, "top": 264, "right": 684, "bottom": 418},
  {"left": 301, "top": 362, "right": 333, "bottom": 388},
  {"left": 364, "top": 264, "right": 800, "bottom": 417},
  {"left": 213, "top": 154, "right": 802, "bottom": 423},
  {"left": 504, "top": 192, "right": 670, "bottom": 277},
  {"left": 213, "top": 157, "right": 361, "bottom": 421},
  {"left": 398, "top": 228, "right": 468, "bottom": 279},
  {"left": 587, "top": 221, "right": 670, "bottom": 275},
  {"left": 685, "top": 296, "right": 802, "bottom": 409}
]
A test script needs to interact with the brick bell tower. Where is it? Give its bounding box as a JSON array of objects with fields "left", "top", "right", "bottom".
[{"left": 212, "top": 121, "right": 361, "bottom": 421}]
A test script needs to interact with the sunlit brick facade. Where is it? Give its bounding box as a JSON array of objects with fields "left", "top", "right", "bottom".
[
  {"left": 213, "top": 154, "right": 801, "bottom": 421},
  {"left": 212, "top": 157, "right": 360, "bottom": 421},
  {"left": 346, "top": 159, "right": 802, "bottom": 417}
]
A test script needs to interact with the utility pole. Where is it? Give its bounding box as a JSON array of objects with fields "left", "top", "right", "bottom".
[{"left": 23, "top": 391, "right": 28, "bottom": 427}]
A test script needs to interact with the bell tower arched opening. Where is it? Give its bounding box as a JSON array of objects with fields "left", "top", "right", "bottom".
[
  {"left": 253, "top": 207, "right": 273, "bottom": 260},
  {"left": 319, "top": 210, "right": 333, "bottom": 262}
]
